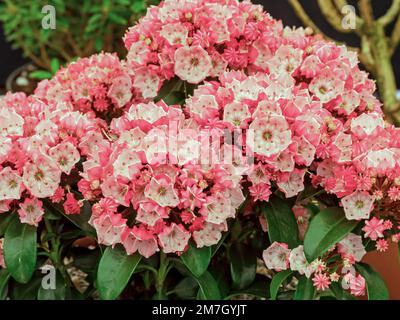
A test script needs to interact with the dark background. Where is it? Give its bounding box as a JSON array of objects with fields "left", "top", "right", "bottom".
[{"left": 0, "top": 0, "right": 399, "bottom": 88}]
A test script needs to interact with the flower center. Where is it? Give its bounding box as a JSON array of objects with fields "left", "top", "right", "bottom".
[
  {"left": 263, "top": 130, "right": 273, "bottom": 141},
  {"left": 319, "top": 86, "right": 327, "bottom": 94},
  {"left": 34, "top": 170, "right": 44, "bottom": 181},
  {"left": 190, "top": 57, "right": 199, "bottom": 66},
  {"left": 355, "top": 200, "right": 364, "bottom": 209},
  {"left": 158, "top": 186, "right": 167, "bottom": 196},
  {"left": 9, "top": 180, "right": 17, "bottom": 189}
]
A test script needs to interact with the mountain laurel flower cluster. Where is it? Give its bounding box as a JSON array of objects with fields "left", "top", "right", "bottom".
[
  {"left": 79, "top": 101, "right": 245, "bottom": 256},
  {"left": 0, "top": 0, "right": 398, "bottom": 301},
  {"left": 123, "top": 0, "right": 289, "bottom": 97},
  {"left": 0, "top": 92, "right": 103, "bottom": 226},
  {"left": 34, "top": 53, "right": 143, "bottom": 122}
]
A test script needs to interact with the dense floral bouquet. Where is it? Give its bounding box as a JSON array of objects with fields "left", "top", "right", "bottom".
[{"left": 0, "top": 0, "right": 399, "bottom": 300}]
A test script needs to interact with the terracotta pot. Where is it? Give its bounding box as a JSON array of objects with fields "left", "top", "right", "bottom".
[{"left": 362, "top": 242, "right": 400, "bottom": 299}]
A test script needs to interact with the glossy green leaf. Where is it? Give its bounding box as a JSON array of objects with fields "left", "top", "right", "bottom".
[
  {"left": 43, "top": 199, "right": 95, "bottom": 236},
  {"left": 29, "top": 70, "right": 53, "bottom": 80},
  {"left": 294, "top": 277, "right": 315, "bottom": 300},
  {"left": 154, "top": 77, "right": 183, "bottom": 104},
  {"left": 304, "top": 207, "right": 358, "bottom": 262},
  {"left": 329, "top": 282, "right": 356, "bottom": 300},
  {"left": 196, "top": 271, "right": 221, "bottom": 300},
  {"left": 229, "top": 243, "right": 256, "bottom": 290},
  {"left": 37, "top": 271, "right": 66, "bottom": 300},
  {"left": 174, "top": 277, "right": 198, "bottom": 299},
  {"left": 227, "top": 278, "right": 270, "bottom": 299},
  {"left": 261, "top": 196, "right": 300, "bottom": 248},
  {"left": 0, "top": 213, "right": 14, "bottom": 236},
  {"left": 270, "top": 270, "right": 293, "bottom": 300},
  {"left": 97, "top": 245, "right": 141, "bottom": 300},
  {"left": 356, "top": 263, "right": 389, "bottom": 300},
  {"left": 181, "top": 242, "right": 211, "bottom": 278},
  {"left": 10, "top": 275, "right": 42, "bottom": 300},
  {"left": 0, "top": 269, "right": 10, "bottom": 300},
  {"left": 50, "top": 58, "right": 60, "bottom": 74},
  {"left": 4, "top": 217, "right": 37, "bottom": 283}
]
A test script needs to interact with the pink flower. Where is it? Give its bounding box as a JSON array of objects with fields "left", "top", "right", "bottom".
[
  {"left": 249, "top": 183, "right": 271, "bottom": 202},
  {"left": 18, "top": 197, "right": 45, "bottom": 226},
  {"left": 174, "top": 46, "right": 212, "bottom": 84},
  {"left": 341, "top": 191, "right": 374, "bottom": 220},
  {"left": 136, "top": 202, "right": 169, "bottom": 227},
  {"left": 91, "top": 212, "right": 126, "bottom": 247},
  {"left": 50, "top": 187, "right": 65, "bottom": 203},
  {"left": 160, "top": 22, "right": 188, "bottom": 46},
  {"left": 49, "top": 141, "right": 80, "bottom": 174},
  {"left": 376, "top": 239, "right": 389, "bottom": 252},
  {"left": 121, "top": 227, "right": 159, "bottom": 258},
  {"left": 144, "top": 176, "right": 180, "bottom": 208},
  {"left": 248, "top": 115, "right": 292, "bottom": 157},
  {"left": 289, "top": 245, "right": 316, "bottom": 278},
  {"left": 262, "top": 242, "right": 291, "bottom": 271},
  {"left": 92, "top": 198, "right": 119, "bottom": 217},
  {"left": 362, "top": 217, "right": 386, "bottom": 241},
  {"left": 277, "top": 169, "right": 306, "bottom": 198},
  {"left": 337, "top": 233, "right": 366, "bottom": 262},
  {"left": 344, "top": 273, "right": 366, "bottom": 296},
  {"left": 312, "top": 273, "right": 331, "bottom": 291},
  {"left": 158, "top": 223, "right": 190, "bottom": 254},
  {"left": 22, "top": 154, "right": 61, "bottom": 198},
  {"left": 63, "top": 192, "right": 81, "bottom": 215},
  {"left": 388, "top": 187, "right": 400, "bottom": 201},
  {"left": 0, "top": 167, "right": 23, "bottom": 201},
  {"left": 193, "top": 222, "right": 226, "bottom": 248}
]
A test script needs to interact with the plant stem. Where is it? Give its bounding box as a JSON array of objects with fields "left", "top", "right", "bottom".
[
  {"left": 155, "top": 252, "right": 170, "bottom": 295},
  {"left": 43, "top": 218, "right": 70, "bottom": 286}
]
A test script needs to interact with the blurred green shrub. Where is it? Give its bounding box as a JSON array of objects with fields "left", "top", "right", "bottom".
[{"left": 0, "top": 0, "right": 159, "bottom": 71}]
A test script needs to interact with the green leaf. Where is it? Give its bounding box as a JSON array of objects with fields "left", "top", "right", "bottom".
[
  {"left": 261, "top": 196, "right": 300, "bottom": 248},
  {"left": 163, "top": 91, "right": 186, "bottom": 105},
  {"left": 174, "top": 277, "right": 199, "bottom": 299},
  {"left": 4, "top": 217, "right": 37, "bottom": 283},
  {"left": 294, "top": 277, "right": 315, "bottom": 300},
  {"left": 95, "top": 38, "right": 104, "bottom": 52},
  {"left": 270, "top": 270, "right": 293, "bottom": 300},
  {"left": 0, "top": 213, "right": 14, "bottom": 237},
  {"left": 329, "top": 282, "right": 356, "bottom": 300},
  {"left": 50, "top": 58, "right": 60, "bottom": 74},
  {"left": 195, "top": 271, "right": 221, "bottom": 300},
  {"left": 29, "top": 70, "right": 53, "bottom": 80},
  {"left": 108, "top": 12, "right": 127, "bottom": 25},
  {"left": 44, "top": 208, "right": 61, "bottom": 220},
  {"left": 132, "top": 1, "right": 145, "bottom": 13},
  {"left": 97, "top": 245, "right": 142, "bottom": 300},
  {"left": 356, "top": 263, "right": 389, "bottom": 300},
  {"left": 10, "top": 275, "right": 42, "bottom": 299},
  {"left": 180, "top": 242, "right": 211, "bottom": 278},
  {"left": 229, "top": 243, "right": 256, "bottom": 290},
  {"left": 37, "top": 271, "right": 66, "bottom": 300},
  {"left": 303, "top": 207, "right": 358, "bottom": 262},
  {"left": 154, "top": 77, "right": 183, "bottom": 104},
  {"left": 43, "top": 199, "right": 95, "bottom": 236},
  {"left": 0, "top": 269, "right": 10, "bottom": 300},
  {"left": 227, "top": 278, "right": 270, "bottom": 299}
]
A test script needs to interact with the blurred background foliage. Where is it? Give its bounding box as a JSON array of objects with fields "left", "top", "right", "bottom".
[{"left": 0, "top": 0, "right": 159, "bottom": 71}]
